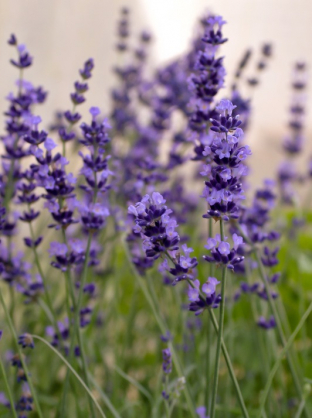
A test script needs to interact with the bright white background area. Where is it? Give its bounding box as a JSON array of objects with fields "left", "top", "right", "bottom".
[{"left": 0, "top": 0, "right": 311, "bottom": 183}]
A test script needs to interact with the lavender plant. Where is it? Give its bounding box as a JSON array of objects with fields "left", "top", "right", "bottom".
[{"left": 0, "top": 8, "right": 311, "bottom": 418}]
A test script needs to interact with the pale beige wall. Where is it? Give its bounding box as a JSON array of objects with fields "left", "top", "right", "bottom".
[
  {"left": 0, "top": 0, "right": 311, "bottom": 185},
  {"left": 0, "top": 0, "right": 145, "bottom": 122}
]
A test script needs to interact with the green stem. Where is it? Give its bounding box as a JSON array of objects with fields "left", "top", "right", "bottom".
[
  {"left": 210, "top": 264, "right": 227, "bottom": 418},
  {"left": 295, "top": 399, "right": 306, "bottom": 418},
  {"left": 31, "top": 335, "right": 106, "bottom": 418},
  {"left": 258, "top": 301, "right": 312, "bottom": 417},
  {"left": 61, "top": 234, "right": 95, "bottom": 418},
  {"left": 9, "top": 286, "right": 15, "bottom": 324},
  {"left": 168, "top": 399, "right": 177, "bottom": 417},
  {"left": 0, "top": 288, "right": 44, "bottom": 418},
  {"left": 205, "top": 217, "right": 213, "bottom": 411},
  {"left": 0, "top": 352, "right": 18, "bottom": 418},
  {"left": 88, "top": 373, "right": 121, "bottom": 418},
  {"left": 59, "top": 230, "right": 78, "bottom": 417},
  {"left": 113, "top": 365, "right": 152, "bottom": 402},
  {"left": 205, "top": 315, "right": 211, "bottom": 412},
  {"left": 62, "top": 140, "right": 66, "bottom": 158},
  {"left": 208, "top": 309, "right": 250, "bottom": 418},
  {"left": 28, "top": 219, "right": 60, "bottom": 339},
  {"left": 210, "top": 219, "right": 226, "bottom": 418},
  {"left": 185, "top": 268, "right": 248, "bottom": 418},
  {"left": 73, "top": 234, "right": 96, "bottom": 418},
  {"left": 123, "top": 238, "right": 197, "bottom": 418},
  {"left": 170, "top": 237, "right": 248, "bottom": 417},
  {"left": 164, "top": 375, "right": 170, "bottom": 418},
  {"left": 61, "top": 229, "right": 76, "bottom": 311}
]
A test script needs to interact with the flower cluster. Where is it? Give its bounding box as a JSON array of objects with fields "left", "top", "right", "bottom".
[
  {"left": 188, "top": 15, "right": 227, "bottom": 134},
  {"left": 76, "top": 107, "right": 112, "bottom": 238},
  {"left": 188, "top": 277, "right": 221, "bottom": 315},
  {"left": 58, "top": 58, "right": 94, "bottom": 145},
  {"left": 0, "top": 35, "right": 47, "bottom": 274},
  {"left": 128, "top": 192, "right": 198, "bottom": 284},
  {"left": 203, "top": 233, "right": 244, "bottom": 270},
  {"left": 197, "top": 99, "right": 251, "bottom": 221},
  {"left": 128, "top": 192, "right": 180, "bottom": 259}
]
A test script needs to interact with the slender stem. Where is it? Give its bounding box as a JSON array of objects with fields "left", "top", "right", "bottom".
[
  {"left": 0, "top": 288, "right": 44, "bottom": 418},
  {"left": 31, "top": 335, "right": 107, "bottom": 418},
  {"left": 185, "top": 267, "right": 249, "bottom": 418},
  {"left": 245, "top": 263, "right": 281, "bottom": 414},
  {"left": 164, "top": 375, "right": 171, "bottom": 418},
  {"left": 73, "top": 234, "right": 96, "bottom": 418},
  {"left": 0, "top": 353, "right": 18, "bottom": 418},
  {"left": 61, "top": 229, "right": 76, "bottom": 311},
  {"left": 88, "top": 372, "right": 121, "bottom": 418},
  {"left": 205, "top": 217, "right": 213, "bottom": 411},
  {"left": 254, "top": 250, "right": 311, "bottom": 418},
  {"left": 123, "top": 239, "right": 197, "bottom": 418},
  {"left": 258, "top": 301, "right": 312, "bottom": 417},
  {"left": 208, "top": 309, "right": 250, "bottom": 418},
  {"left": 295, "top": 399, "right": 306, "bottom": 418},
  {"left": 169, "top": 238, "right": 248, "bottom": 417},
  {"left": 28, "top": 219, "right": 61, "bottom": 340},
  {"left": 210, "top": 219, "right": 227, "bottom": 418},
  {"left": 9, "top": 286, "right": 15, "bottom": 324},
  {"left": 205, "top": 315, "right": 211, "bottom": 411},
  {"left": 113, "top": 364, "right": 152, "bottom": 402},
  {"left": 61, "top": 234, "right": 95, "bottom": 418},
  {"left": 59, "top": 231, "right": 78, "bottom": 417},
  {"left": 210, "top": 263, "right": 227, "bottom": 418},
  {"left": 168, "top": 399, "right": 177, "bottom": 417}
]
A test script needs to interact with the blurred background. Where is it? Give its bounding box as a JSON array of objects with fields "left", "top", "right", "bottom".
[{"left": 0, "top": 0, "right": 311, "bottom": 185}]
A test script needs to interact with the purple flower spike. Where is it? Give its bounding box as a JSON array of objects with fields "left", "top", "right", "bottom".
[
  {"left": 162, "top": 348, "right": 172, "bottom": 374},
  {"left": 193, "top": 97, "right": 251, "bottom": 220}
]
